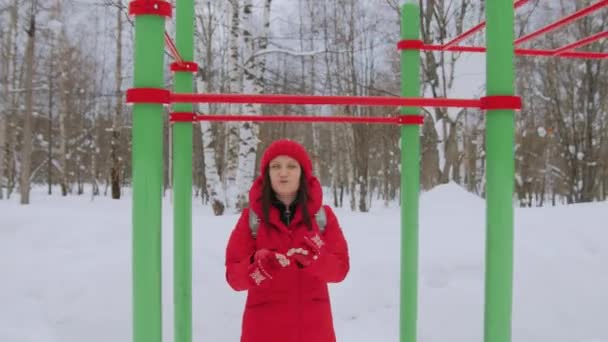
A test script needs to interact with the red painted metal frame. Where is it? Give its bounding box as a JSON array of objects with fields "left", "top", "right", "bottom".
[
  {"left": 165, "top": 32, "right": 198, "bottom": 72},
  {"left": 417, "top": 44, "right": 608, "bottom": 59},
  {"left": 164, "top": 31, "right": 183, "bottom": 63},
  {"left": 413, "top": 0, "right": 608, "bottom": 60},
  {"left": 552, "top": 31, "right": 608, "bottom": 55},
  {"left": 187, "top": 114, "right": 425, "bottom": 125},
  {"left": 480, "top": 96, "right": 522, "bottom": 111},
  {"left": 170, "top": 93, "right": 483, "bottom": 109},
  {"left": 128, "top": 0, "right": 172, "bottom": 17},
  {"left": 515, "top": 0, "right": 608, "bottom": 46},
  {"left": 443, "top": 0, "right": 532, "bottom": 49},
  {"left": 397, "top": 40, "right": 424, "bottom": 51},
  {"left": 170, "top": 112, "right": 198, "bottom": 122},
  {"left": 170, "top": 61, "right": 199, "bottom": 72},
  {"left": 126, "top": 88, "right": 171, "bottom": 104}
]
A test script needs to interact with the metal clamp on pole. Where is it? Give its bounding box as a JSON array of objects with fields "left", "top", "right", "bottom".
[
  {"left": 397, "top": 39, "right": 424, "bottom": 51},
  {"left": 398, "top": 115, "right": 424, "bottom": 125},
  {"left": 129, "top": 0, "right": 173, "bottom": 17},
  {"left": 170, "top": 62, "right": 199, "bottom": 73},
  {"left": 169, "top": 112, "right": 198, "bottom": 122},
  {"left": 480, "top": 96, "right": 522, "bottom": 111},
  {"left": 126, "top": 88, "right": 171, "bottom": 104}
]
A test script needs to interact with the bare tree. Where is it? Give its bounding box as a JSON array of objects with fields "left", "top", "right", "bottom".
[
  {"left": 19, "top": 0, "right": 38, "bottom": 204},
  {"left": 109, "top": 0, "right": 124, "bottom": 199}
]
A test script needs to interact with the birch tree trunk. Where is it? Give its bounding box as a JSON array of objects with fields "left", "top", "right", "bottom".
[
  {"left": 195, "top": 2, "right": 226, "bottom": 215},
  {"left": 305, "top": 0, "right": 321, "bottom": 176},
  {"left": 19, "top": 0, "right": 37, "bottom": 204},
  {"left": 235, "top": 0, "right": 272, "bottom": 211},
  {"left": 330, "top": 124, "right": 339, "bottom": 207},
  {"left": 225, "top": 0, "right": 241, "bottom": 200},
  {"left": 200, "top": 121, "right": 226, "bottom": 214}
]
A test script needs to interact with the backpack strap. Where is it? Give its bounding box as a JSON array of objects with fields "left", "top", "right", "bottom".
[
  {"left": 249, "top": 209, "right": 260, "bottom": 238},
  {"left": 248, "top": 206, "right": 327, "bottom": 238},
  {"left": 315, "top": 206, "right": 327, "bottom": 233}
]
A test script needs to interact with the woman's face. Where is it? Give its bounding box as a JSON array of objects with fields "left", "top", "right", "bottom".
[{"left": 268, "top": 155, "right": 302, "bottom": 201}]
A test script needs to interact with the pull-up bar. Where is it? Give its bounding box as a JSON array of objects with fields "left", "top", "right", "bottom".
[
  {"left": 410, "top": 0, "right": 608, "bottom": 60},
  {"left": 443, "top": 0, "right": 532, "bottom": 49},
  {"left": 407, "top": 44, "right": 608, "bottom": 59},
  {"left": 552, "top": 31, "right": 608, "bottom": 56},
  {"left": 169, "top": 113, "right": 425, "bottom": 125},
  {"left": 165, "top": 32, "right": 183, "bottom": 63},
  {"left": 171, "top": 93, "right": 483, "bottom": 108},
  {"left": 515, "top": 0, "right": 608, "bottom": 45},
  {"left": 126, "top": 89, "right": 522, "bottom": 110}
]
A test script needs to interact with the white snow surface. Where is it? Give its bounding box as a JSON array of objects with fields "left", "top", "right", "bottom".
[{"left": 1, "top": 184, "right": 607, "bottom": 342}]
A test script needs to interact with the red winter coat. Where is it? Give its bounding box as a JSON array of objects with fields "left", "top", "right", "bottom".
[{"left": 225, "top": 175, "right": 349, "bottom": 342}]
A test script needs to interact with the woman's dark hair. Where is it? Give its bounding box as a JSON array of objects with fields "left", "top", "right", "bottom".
[{"left": 261, "top": 168, "right": 313, "bottom": 231}]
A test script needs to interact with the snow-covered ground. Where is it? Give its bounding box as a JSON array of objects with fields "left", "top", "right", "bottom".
[{"left": 1, "top": 184, "right": 607, "bottom": 342}]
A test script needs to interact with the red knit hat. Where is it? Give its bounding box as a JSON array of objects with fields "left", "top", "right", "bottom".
[{"left": 260, "top": 139, "right": 313, "bottom": 177}]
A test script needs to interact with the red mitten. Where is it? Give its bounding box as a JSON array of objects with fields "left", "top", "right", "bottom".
[
  {"left": 287, "top": 233, "right": 325, "bottom": 268},
  {"left": 247, "top": 248, "right": 290, "bottom": 286}
]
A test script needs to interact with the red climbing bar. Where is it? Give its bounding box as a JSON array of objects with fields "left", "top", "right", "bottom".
[
  {"left": 552, "top": 31, "right": 608, "bottom": 55},
  {"left": 443, "top": 0, "right": 531, "bottom": 49},
  {"left": 164, "top": 32, "right": 198, "bottom": 72},
  {"left": 192, "top": 114, "right": 424, "bottom": 125},
  {"left": 170, "top": 93, "right": 482, "bottom": 108},
  {"left": 515, "top": 0, "right": 608, "bottom": 45},
  {"left": 443, "top": 22, "right": 487, "bottom": 49},
  {"left": 165, "top": 32, "right": 183, "bottom": 63},
  {"left": 422, "top": 44, "right": 486, "bottom": 53},
  {"left": 419, "top": 44, "right": 608, "bottom": 59}
]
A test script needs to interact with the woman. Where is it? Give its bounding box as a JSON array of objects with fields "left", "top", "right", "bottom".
[{"left": 225, "top": 139, "right": 350, "bottom": 342}]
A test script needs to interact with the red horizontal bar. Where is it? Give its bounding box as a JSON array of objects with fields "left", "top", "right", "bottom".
[
  {"left": 552, "top": 31, "right": 608, "bottom": 55},
  {"left": 193, "top": 114, "right": 424, "bottom": 125},
  {"left": 171, "top": 93, "right": 482, "bottom": 108},
  {"left": 424, "top": 45, "right": 486, "bottom": 53},
  {"left": 525, "top": 49, "right": 608, "bottom": 59},
  {"left": 444, "top": 0, "right": 531, "bottom": 49},
  {"left": 515, "top": 0, "right": 608, "bottom": 46},
  {"left": 421, "top": 44, "right": 608, "bottom": 59}
]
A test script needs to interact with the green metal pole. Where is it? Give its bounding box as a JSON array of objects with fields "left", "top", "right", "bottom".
[
  {"left": 400, "top": 3, "right": 420, "bottom": 342},
  {"left": 484, "top": 0, "right": 515, "bottom": 342},
  {"left": 173, "top": 0, "right": 194, "bottom": 341},
  {"left": 132, "top": 11, "right": 165, "bottom": 342}
]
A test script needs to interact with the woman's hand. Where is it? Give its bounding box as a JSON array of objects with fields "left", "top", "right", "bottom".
[
  {"left": 287, "top": 233, "right": 325, "bottom": 268},
  {"left": 247, "top": 248, "right": 291, "bottom": 286}
]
